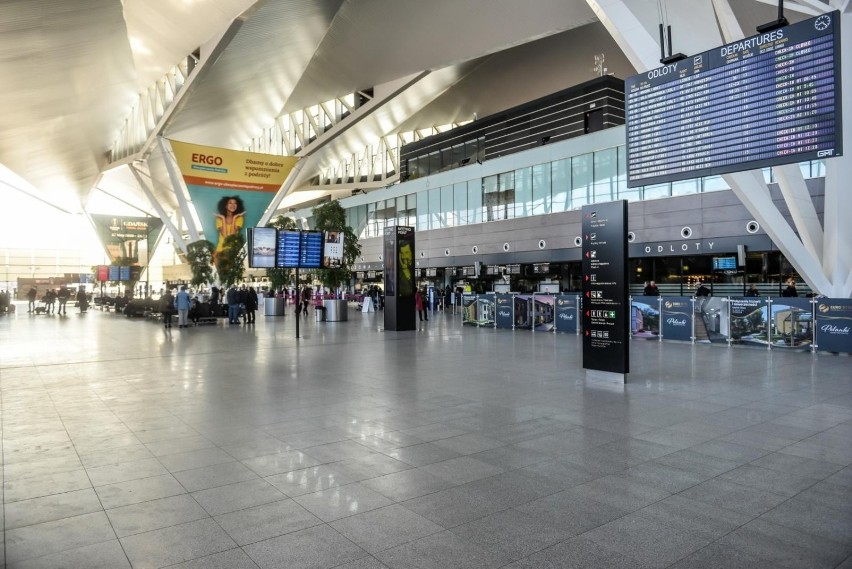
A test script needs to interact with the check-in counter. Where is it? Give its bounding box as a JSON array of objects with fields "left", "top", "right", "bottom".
[
  {"left": 264, "top": 296, "right": 284, "bottom": 316},
  {"left": 323, "top": 299, "right": 348, "bottom": 321}
]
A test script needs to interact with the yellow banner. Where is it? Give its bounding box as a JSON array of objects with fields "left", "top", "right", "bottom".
[{"left": 169, "top": 140, "right": 297, "bottom": 192}]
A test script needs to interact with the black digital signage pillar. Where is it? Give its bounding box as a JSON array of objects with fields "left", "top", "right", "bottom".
[
  {"left": 383, "top": 226, "right": 416, "bottom": 331},
  {"left": 581, "top": 201, "right": 629, "bottom": 382}
]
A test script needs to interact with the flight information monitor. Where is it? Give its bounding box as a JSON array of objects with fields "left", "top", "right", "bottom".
[
  {"left": 299, "top": 231, "right": 323, "bottom": 268},
  {"left": 276, "top": 230, "right": 301, "bottom": 268},
  {"left": 626, "top": 11, "right": 842, "bottom": 187}
]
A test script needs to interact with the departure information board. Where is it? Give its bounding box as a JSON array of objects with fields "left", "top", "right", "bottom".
[
  {"left": 626, "top": 11, "right": 842, "bottom": 187},
  {"left": 276, "top": 230, "right": 301, "bottom": 268},
  {"left": 299, "top": 231, "right": 323, "bottom": 268}
]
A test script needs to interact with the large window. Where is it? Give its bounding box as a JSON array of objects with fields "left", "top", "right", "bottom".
[
  {"left": 515, "top": 167, "right": 533, "bottom": 218},
  {"left": 571, "top": 154, "right": 592, "bottom": 208},
  {"left": 532, "top": 163, "right": 551, "bottom": 215},
  {"left": 454, "top": 183, "right": 468, "bottom": 226},
  {"left": 440, "top": 185, "right": 454, "bottom": 227},
  {"left": 551, "top": 159, "right": 570, "bottom": 212},
  {"left": 592, "top": 148, "right": 617, "bottom": 202}
]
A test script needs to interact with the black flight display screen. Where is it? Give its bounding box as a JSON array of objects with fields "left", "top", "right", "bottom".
[
  {"left": 626, "top": 11, "right": 842, "bottom": 187},
  {"left": 299, "top": 231, "right": 323, "bottom": 269}
]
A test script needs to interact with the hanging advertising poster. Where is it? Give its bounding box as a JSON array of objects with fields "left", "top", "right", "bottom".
[
  {"left": 495, "top": 294, "right": 514, "bottom": 329},
  {"left": 533, "top": 294, "right": 555, "bottom": 331},
  {"left": 462, "top": 293, "right": 478, "bottom": 326},
  {"left": 169, "top": 140, "right": 297, "bottom": 259},
  {"left": 769, "top": 298, "right": 814, "bottom": 350},
  {"left": 728, "top": 298, "right": 770, "bottom": 347},
  {"left": 660, "top": 297, "right": 693, "bottom": 342},
  {"left": 631, "top": 296, "right": 660, "bottom": 340},
  {"left": 513, "top": 295, "right": 533, "bottom": 329},
  {"left": 555, "top": 295, "right": 578, "bottom": 333},
  {"left": 815, "top": 299, "right": 852, "bottom": 353},
  {"left": 90, "top": 215, "right": 162, "bottom": 264},
  {"left": 323, "top": 230, "right": 345, "bottom": 268}
]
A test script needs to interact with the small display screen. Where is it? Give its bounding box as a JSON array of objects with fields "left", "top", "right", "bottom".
[{"left": 713, "top": 256, "right": 737, "bottom": 270}]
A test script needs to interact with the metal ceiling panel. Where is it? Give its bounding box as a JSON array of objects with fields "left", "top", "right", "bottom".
[{"left": 0, "top": 0, "right": 138, "bottom": 212}]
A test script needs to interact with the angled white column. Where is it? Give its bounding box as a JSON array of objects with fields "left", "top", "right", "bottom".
[
  {"left": 258, "top": 159, "right": 307, "bottom": 227},
  {"left": 157, "top": 137, "right": 200, "bottom": 243},
  {"left": 129, "top": 164, "right": 187, "bottom": 254}
]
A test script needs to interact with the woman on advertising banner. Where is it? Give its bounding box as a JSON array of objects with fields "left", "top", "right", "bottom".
[{"left": 215, "top": 196, "right": 245, "bottom": 258}]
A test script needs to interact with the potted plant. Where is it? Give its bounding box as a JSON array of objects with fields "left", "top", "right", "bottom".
[{"left": 312, "top": 200, "right": 361, "bottom": 296}]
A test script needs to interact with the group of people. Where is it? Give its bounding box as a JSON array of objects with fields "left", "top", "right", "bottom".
[
  {"left": 25, "top": 285, "right": 88, "bottom": 314},
  {"left": 0, "top": 289, "right": 12, "bottom": 314},
  {"left": 159, "top": 284, "right": 259, "bottom": 328}
]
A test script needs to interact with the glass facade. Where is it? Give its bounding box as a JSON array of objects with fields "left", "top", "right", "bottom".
[{"left": 344, "top": 144, "right": 826, "bottom": 239}]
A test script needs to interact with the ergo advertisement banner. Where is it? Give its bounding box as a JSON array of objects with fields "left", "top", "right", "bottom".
[{"left": 169, "top": 140, "right": 298, "bottom": 256}]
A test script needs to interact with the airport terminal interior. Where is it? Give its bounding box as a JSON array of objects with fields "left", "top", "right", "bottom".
[{"left": 2, "top": 0, "right": 852, "bottom": 568}]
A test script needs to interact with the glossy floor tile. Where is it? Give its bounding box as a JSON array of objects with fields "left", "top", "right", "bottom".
[{"left": 1, "top": 308, "right": 851, "bottom": 567}]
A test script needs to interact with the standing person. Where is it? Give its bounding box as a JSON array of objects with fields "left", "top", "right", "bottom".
[
  {"left": 44, "top": 289, "right": 56, "bottom": 314},
  {"left": 415, "top": 288, "right": 428, "bottom": 322},
  {"left": 159, "top": 289, "right": 175, "bottom": 329},
  {"left": 644, "top": 280, "right": 659, "bottom": 296},
  {"left": 27, "top": 287, "right": 37, "bottom": 313},
  {"left": 238, "top": 285, "right": 248, "bottom": 323},
  {"left": 745, "top": 284, "right": 760, "bottom": 297},
  {"left": 227, "top": 285, "right": 241, "bottom": 325},
  {"left": 189, "top": 296, "right": 200, "bottom": 326},
  {"left": 782, "top": 278, "right": 798, "bottom": 297},
  {"left": 175, "top": 285, "right": 191, "bottom": 328},
  {"left": 301, "top": 285, "right": 311, "bottom": 316},
  {"left": 210, "top": 286, "right": 220, "bottom": 314},
  {"left": 245, "top": 286, "right": 258, "bottom": 324},
  {"left": 77, "top": 287, "right": 89, "bottom": 313},
  {"left": 57, "top": 285, "right": 70, "bottom": 315}
]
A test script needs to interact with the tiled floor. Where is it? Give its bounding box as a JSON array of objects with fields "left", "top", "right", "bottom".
[{"left": 1, "top": 306, "right": 851, "bottom": 569}]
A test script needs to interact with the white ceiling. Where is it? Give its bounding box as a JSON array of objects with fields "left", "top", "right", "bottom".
[{"left": 0, "top": 0, "right": 830, "bottom": 218}]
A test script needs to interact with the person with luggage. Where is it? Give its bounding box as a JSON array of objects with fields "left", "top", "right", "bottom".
[
  {"left": 57, "top": 285, "right": 71, "bottom": 315},
  {"left": 44, "top": 289, "right": 56, "bottom": 314},
  {"left": 77, "top": 287, "right": 89, "bottom": 313}
]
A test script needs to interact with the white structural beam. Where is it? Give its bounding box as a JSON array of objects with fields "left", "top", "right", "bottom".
[
  {"left": 258, "top": 159, "right": 307, "bottom": 227},
  {"left": 129, "top": 164, "right": 187, "bottom": 254},
  {"left": 589, "top": 0, "right": 850, "bottom": 296},
  {"left": 157, "top": 137, "right": 201, "bottom": 243},
  {"left": 821, "top": 5, "right": 852, "bottom": 296}
]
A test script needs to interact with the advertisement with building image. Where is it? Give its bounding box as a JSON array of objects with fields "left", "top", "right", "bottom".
[
  {"left": 728, "top": 298, "right": 770, "bottom": 347},
  {"left": 631, "top": 296, "right": 660, "bottom": 339},
  {"left": 770, "top": 298, "right": 814, "bottom": 350}
]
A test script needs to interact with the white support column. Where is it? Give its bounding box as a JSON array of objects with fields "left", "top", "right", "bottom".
[
  {"left": 157, "top": 137, "right": 200, "bottom": 243},
  {"left": 822, "top": 5, "right": 852, "bottom": 297},
  {"left": 773, "top": 164, "right": 823, "bottom": 262},
  {"left": 129, "top": 164, "right": 187, "bottom": 254},
  {"left": 257, "top": 159, "right": 307, "bottom": 228},
  {"left": 724, "top": 170, "right": 831, "bottom": 293}
]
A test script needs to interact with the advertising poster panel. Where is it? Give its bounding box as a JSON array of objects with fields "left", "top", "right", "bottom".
[
  {"left": 396, "top": 227, "right": 415, "bottom": 299},
  {"left": 769, "top": 298, "right": 814, "bottom": 350},
  {"left": 169, "top": 140, "right": 297, "bottom": 258},
  {"left": 477, "top": 293, "right": 496, "bottom": 327},
  {"left": 555, "top": 295, "right": 578, "bottom": 333},
  {"left": 660, "top": 297, "right": 693, "bottom": 342},
  {"left": 91, "top": 215, "right": 162, "bottom": 264},
  {"left": 495, "top": 294, "right": 514, "bottom": 329},
  {"left": 462, "top": 293, "right": 478, "bottom": 325},
  {"left": 513, "top": 295, "right": 532, "bottom": 329},
  {"left": 323, "top": 230, "right": 345, "bottom": 268},
  {"left": 631, "top": 296, "right": 660, "bottom": 340},
  {"left": 581, "top": 201, "right": 629, "bottom": 374},
  {"left": 728, "top": 298, "right": 770, "bottom": 347},
  {"left": 815, "top": 299, "right": 852, "bottom": 353},
  {"left": 249, "top": 227, "right": 277, "bottom": 268},
  {"left": 383, "top": 227, "right": 396, "bottom": 297},
  {"left": 533, "top": 294, "right": 555, "bottom": 331}
]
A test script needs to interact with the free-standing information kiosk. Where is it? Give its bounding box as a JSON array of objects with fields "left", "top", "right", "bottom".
[
  {"left": 582, "top": 201, "right": 629, "bottom": 382},
  {"left": 383, "top": 226, "right": 416, "bottom": 331}
]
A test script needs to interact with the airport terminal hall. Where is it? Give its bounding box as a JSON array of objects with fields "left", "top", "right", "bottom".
[{"left": 2, "top": 1, "right": 852, "bottom": 568}]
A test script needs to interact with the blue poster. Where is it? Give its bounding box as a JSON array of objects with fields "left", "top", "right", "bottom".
[
  {"left": 770, "top": 298, "right": 814, "bottom": 350},
  {"left": 555, "top": 295, "right": 578, "bottom": 333},
  {"left": 815, "top": 299, "right": 852, "bottom": 353},
  {"left": 631, "top": 296, "right": 660, "bottom": 340},
  {"left": 660, "top": 297, "right": 693, "bottom": 342},
  {"left": 495, "top": 294, "right": 514, "bottom": 329}
]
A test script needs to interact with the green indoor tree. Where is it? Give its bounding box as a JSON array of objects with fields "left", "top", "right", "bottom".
[
  {"left": 266, "top": 214, "right": 297, "bottom": 292},
  {"left": 216, "top": 233, "right": 246, "bottom": 288},
  {"left": 312, "top": 200, "right": 361, "bottom": 292},
  {"left": 186, "top": 240, "right": 215, "bottom": 287}
]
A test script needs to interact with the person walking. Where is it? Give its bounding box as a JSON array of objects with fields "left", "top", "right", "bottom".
[
  {"left": 160, "top": 289, "right": 175, "bottom": 329},
  {"left": 301, "top": 285, "right": 311, "bottom": 316},
  {"left": 227, "top": 285, "right": 241, "bottom": 324},
  {"left": 245, "top": 286, "right": 258, "bottom": 324},
  {"left": 415, "top": 288, "right": 428, "bottom": 322},
  {"left": 175, "top": 285, "right": 191, "bottom": 328}
]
